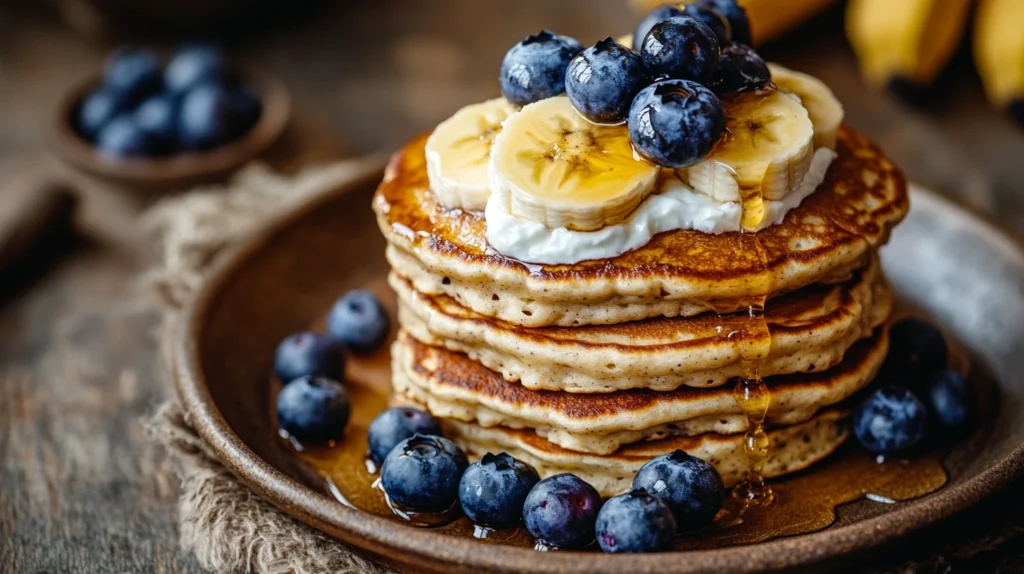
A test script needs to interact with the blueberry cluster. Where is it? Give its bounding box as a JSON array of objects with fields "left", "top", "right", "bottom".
[
  {"left": 852, "top": 318, "right": 976, "bottom": 456},
  {"left": 75, "top": 45, "right": 261, "bottom": 159},
  {"left": 498, "top": 0, "right": 770, "bottom": 169},
  {"left": 274, "top": 290, "right": 390, "bottom": 444}
]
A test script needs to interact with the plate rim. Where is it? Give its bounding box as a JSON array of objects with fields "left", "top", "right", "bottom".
[{"left": 172, "top": 164, "right": 1024, "bottom": 574}]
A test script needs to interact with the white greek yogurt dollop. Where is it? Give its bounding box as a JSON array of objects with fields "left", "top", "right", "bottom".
[{"left": 484, "top": 148, "right": 837, "bottom": 266}]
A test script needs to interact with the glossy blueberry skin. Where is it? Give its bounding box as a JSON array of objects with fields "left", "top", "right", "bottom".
[
  {"left": 326, "top": 290, "right": 390, "bottom": 354},
  {"left": 632, "top": 450, "right": 725, "bottom": 529},
  {"left": 499, "top": 30, "right": 583, "bottom": 107},
  {"left": 640, "top": 16, "right": 720, "bottom": 83},
  {"left": 628, "top": 79, "right": 726, "bottom": 169},
  {"left": 96, "top": 115, "right": 153, "bottom": 158},
  {"left": 276, "top": 376, "right": 350, "bottom": 444},
  {"left": 926, "top": 370, "right": 975, "bottom": 433},
  {"left": 165, "top": 44, "right": 230, "bottom": 94},
  {"left": 76, "top": 88, "right": 128, "bottom": 140},
  {"left": 459, "top": 453, "right": 540, "bottom": 526},
  {"left": 133, "top": 94, "right": 180, "bottom": 154},
  {"left": 273, "top": 331, "right": 344, "bottom": 384},
  {"left": 103, "top": 48, "right": 162, "bottom": 101},
  {"left": 697, "top": 0, "right": 752, "bottom": 45},
  {"left": 708, "top": 43, "right": 771, "bottom": 95},
  {"left": 596, "top": 489, "right": 677, "bottom": 553},
  {"left": 682, "top": 4, "right": 733, "bottom": 46},
  {"left": 381, "top": 434, "right": 468, "bottom": 512},
  {"left": 853, "top": 385, "right": 930, "bottom": 455},
  {"left": 367, "top": 407, "right": 444, "bottom": 464},
  {"left": 178, "top": 83, "right": 261, "bottom": 150},
  {"left": 566, "top": 38, "right": 648, "bottom": 124},
  {"left": 523, "top": 473, "right": 602, "bottom": 548},
  {"left": 632, "top": 5, "right": 684, "bottom": 52},
  {"left": 879, "top": 318, "right": 949, "bottom": 390}
]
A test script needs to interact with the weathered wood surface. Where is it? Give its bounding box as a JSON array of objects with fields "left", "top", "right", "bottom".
[{"left": 1, "top": 1, "right": 1023, "bottom": 572}]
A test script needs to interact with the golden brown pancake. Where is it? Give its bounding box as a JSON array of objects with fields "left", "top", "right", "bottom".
[{"left": 375, "top": 127, "right": 907, "bottom": 328}]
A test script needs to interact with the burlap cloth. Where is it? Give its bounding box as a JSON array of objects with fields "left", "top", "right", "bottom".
[{"left": 140, "top": 161, "right": 395, "bottom": 574}]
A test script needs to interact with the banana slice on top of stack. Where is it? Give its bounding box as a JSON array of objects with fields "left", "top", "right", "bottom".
[
  {"left": 488, "top": 96, "right": 660, "bottom": 231},
  {"left": 769, "top": 64, "right": 845, "bottom": 150}
]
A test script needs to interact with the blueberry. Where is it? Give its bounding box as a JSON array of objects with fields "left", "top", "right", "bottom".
[
  {"left": 165, "top": 44, "right": 230, "bottom": 93},
  {"left": 178, "top": 83, "right": 261, "bottom": 150},
  {"left": 640, "top": 16, "right": 720, "bottom": 83},
  {"left": 380, "top": 434, "right": 468, "bottom": 512},
  {"left": 566, "top": 38, "right": 649, "bottom": 125},
  {"left": 696, "top": 0, "right": 752, "bottom": 45},
  {"left": 853, "top": 385, "right": 929, "bottom": 455},
  {"left": 682, "top": 4, "right": 733, "bottom": 46},
  {"left": 134, "top": 94, "right": 179, "bottom": 154},
  {"left": 708, "top": 43, "right": 771, "bottom": 95},
  {"left": 880, "top": 318, "right": 949, "bottom": 389},
  {"left": 95, "top": 115, "right": 153, "bottom": 158},
  {"left": 523, "top": 473, "right": 602, "bottom": 548},
  {"left": 926, "top": 370, "right": 975, "bottom": 433},
  {"left": 326, "top": 290, "right": 390, "bottom": 354},
  {"left": 595, "top": 489, "right": 677, "bottom": 553},
  {"left": 632, "top": 450, "right": 724, "bottom": 529},
  {"left": 76, "top": 88, "right": 128, "bottom": 140},
  {"left": 632, "top": 5, "right": 684, "bottom": 52},
  {"left": 103, "top": 47, "right": 162, "bottom": 101},
  {"left": 499, "top": 30, "right": 583, "bottom": 107},
  {"left": 273, "top": 332, "right": 344, "bottom": 384},
  {"left": 459, "top": 453, "right": 540, "bottom": 526},
  {"left": 367, "top": 407, "right": 444, "bottom": 464},
  {"left": 628, "top": 79, "right": 726, "bottom": 169},
  {"left": 276, "top": 375, "right": 350, "bottom": 444}
]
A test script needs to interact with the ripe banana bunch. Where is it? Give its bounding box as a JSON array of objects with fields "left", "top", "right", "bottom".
[
  {"left": 629, "top": 0, "right": 838, "bottom": 45},
  {"left": 974, "top": 0, "right": 1024, "bottom": 123},
  {"left": 424, "top": 98, "right": 515, "bottom": 212},
  {"left": 487, "top": 96, "right": 660, "bottom": 231}
]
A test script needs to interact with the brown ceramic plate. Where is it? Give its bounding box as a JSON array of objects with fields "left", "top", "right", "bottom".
[
  {"left": 172, "top": 159, "right": 1024, "bottom": 573},
  {"left": 49, "top": 64, "right": 289, "bottom": 189}
]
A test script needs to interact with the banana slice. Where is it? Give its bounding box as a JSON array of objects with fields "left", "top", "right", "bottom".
[
  {"left": 425, "top": 98, "right": 515, "bottom": 212},
  {"left": 769, "top": 63, "right": 845, "bottom": 149},
  {"left": 489, "top": 96, "right": 660, "bottom": 231},
  {"left": 685, "top": 90, "right": 814, "bottom": 231},
  {"left": 616, "top": 33, "right": 634, "bottom": 48}
]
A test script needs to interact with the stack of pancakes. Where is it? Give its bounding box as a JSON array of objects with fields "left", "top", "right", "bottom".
[{"left": 373, "top": 127, "right": 908, "bottom": 496}]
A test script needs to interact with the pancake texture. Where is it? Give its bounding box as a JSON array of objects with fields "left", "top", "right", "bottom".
[
  {"left": 392, "top": 330, "right": 886, "bottom": 455},
  {"left": 374, "top": 127, "right": 908, "bottom": 328},
  {"left": 393, "top": 259, "right": 891, "bottom": 392}
]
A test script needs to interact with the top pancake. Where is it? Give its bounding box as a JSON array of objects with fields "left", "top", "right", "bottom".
[{"left": 375, "top": 127, "right": 907, "bottom": 328}]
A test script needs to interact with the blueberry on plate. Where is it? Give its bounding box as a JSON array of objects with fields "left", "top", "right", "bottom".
[
  {"left": 926, "top": 369, "right": 975, "bottom": 433},
  {"left": 326, "top": 290, "right": 390, "bottom": 354},
  {"left": 628, "top": 79, "right": 726, "bottom": 169},
  {"left": 380, "top": 434, "right": 468, "bottom": 512},
  {"left": 459, "top": 452, "right": 540, "bottom": 526},
  {"left": 499, "top": 30, "right": 583, "bottom": 107},
  {"left": 165, "top": 44, "right": 230, "bottom": 94},
  {"left": 273, "top": 331, "right": 344, "bottom": 384},
  {"left": 103, "top": 47, "right": 162, "bottom": 101},
  {"left": 696, "top": 0, "right": 752, "bottom": 45},
  {"left": 853, "top": 385, "right": 929, "bottom": 455},
  {"left": 632, "top": 450, "right": 724, "bottom": 529},
  {"left": 178, "top": 83, "right": 261, "bottom": 150},
  {"left": 882, "top": 318, "right": 949, "bottom": 388},
  {"left": 632, "top": 4, "right": 684, "bottom": 52},
  {"left": 566, "top": 38, "right": 648, "bottom": 124},
  {"left": 596, "top": 489, "right": 677, "bottom": 553},
  {"left": 682, "top": 3, "right": 733, "bottom": 46},
  {"left": 76, "top": 88, "right": 128, "bottom": 140},
  {"left": 134, "top": 94, "right": 180, "bottom": 154},
  {"left": 96, "top": 115, "right": 154, "bottom": 158},
  {"left": 707, "top": 43, "right": 771, "bottom": 95},
  {"left": 367, "top": 407, "right": 444, "bottom": 464},
  {"left": 276, "top": 375, "right": 350, "bottom": 444},
  {"left": 523, "top": 473, "right": 602, "bottom": 548},
  {"left": 640, "top": 16, "right": 720, "bottom": 83}
]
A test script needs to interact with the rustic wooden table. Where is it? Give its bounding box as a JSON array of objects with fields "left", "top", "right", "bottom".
[{"left": 2, "top": 2, "right": 1023, "bottom": 572}]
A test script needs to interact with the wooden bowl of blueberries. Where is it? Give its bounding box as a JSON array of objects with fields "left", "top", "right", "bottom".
[{"left": 49, "top": 44, "right": 290, "bottom": 188}]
